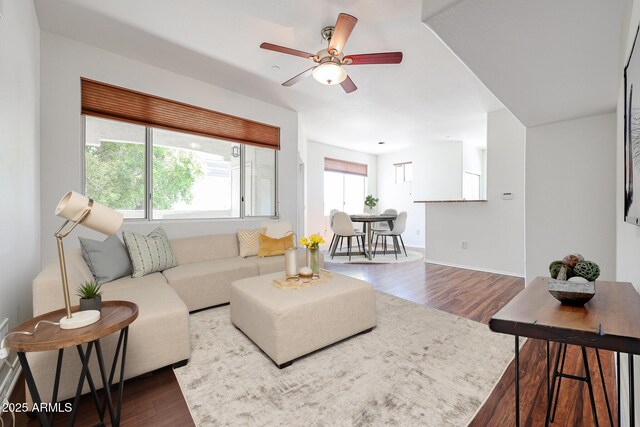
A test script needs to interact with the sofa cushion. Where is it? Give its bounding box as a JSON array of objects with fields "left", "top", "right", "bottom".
[
  {"left": 102, "top": 272, "right": 168, "bottom": 293},
  {"left": 79, "top": 235, "right": 132, "bottom": 284},
  {"left": 162, "top": 257, "right": 259, "bottom": 311},
  {"left": 170, "top": 233, "right": 239, "bottom": 265},
  {"left": 123, "top": 228, "right": 177, "bottom": 277}
]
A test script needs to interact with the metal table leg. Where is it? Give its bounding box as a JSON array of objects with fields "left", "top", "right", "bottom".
[
  {"left": 48, "top": 349, "right": 64, "bottom": 425},
  {"left": 17, "top": 352, "right": 49, "bottom": 427},
  {"left": 68, "top": 341, "right": 95, "bottom": 426},
  {"left": 95, "top": 340, "right": 117, "bottom": 424},
  {"left": 617, "top": 352, "right": 621, "bottom": 427},
  {"left": 630, "top": 354, "right": 635, "bottom": 427},
  {"left": 116, "top": 327, "right": 129, "bottom": 424},
  {"left": 581, "top": 346, "right": 599, "bottom": 426},
  {"left": 595, "top": 349, "right": 613, "bottom": 426},
  {"left": 515, "top": 335, "right": 520, "bottom": 427},
  {"left": 366, "top": 222, "right": 373, "bottom": 260},
  {"left": 547, "top": 341, "right": 550, "bottom": 408}
]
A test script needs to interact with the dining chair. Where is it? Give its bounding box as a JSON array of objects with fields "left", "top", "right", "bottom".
[
  {"left": 372, "top": 208, "right": 397, "bottom": 231},
  {"left": 371, "top": 208, "right": 398, "bottom": 252},
  {"left": 330, "top": 212, "right": 365, "bottom": 261},
  {"left": 373, "top": 211, "right": 407, "bottom": 260},
  {"left": 328, "top": 209, "right": 339, "bottom": 252}
]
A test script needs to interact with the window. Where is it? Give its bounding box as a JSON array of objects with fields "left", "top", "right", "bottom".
[
  {"left": 84, "top": 116, "right": 277, "bottom": 220},
  {"left": 244, "top": 145, "right": 277, "bottom": 217},
  {"left": 85, "top": 118, "right": 146, "bottom": 219},
  {"left": 323, "top": 158, "right": 368, "bottom": 215},
  {"left": 151, "top": 128, "right": 241, "bottom": 219},
  {"left": 394, "top": 162, "right": 412, "bottom": 183},
  {"left": 463, "top": 172, "right": 481, "bottom": 200}
]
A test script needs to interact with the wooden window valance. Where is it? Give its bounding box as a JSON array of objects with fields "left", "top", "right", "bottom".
[
  {"left": 81, "top": 78, "right": 280, "bottom": 150},
  {"left": 324, "top": 157, "right": 368, "bottom": 177}
]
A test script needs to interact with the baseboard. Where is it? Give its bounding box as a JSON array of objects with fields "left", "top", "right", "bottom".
[{"left": 424, "top": 259, "right": 524, "bottom": 278}]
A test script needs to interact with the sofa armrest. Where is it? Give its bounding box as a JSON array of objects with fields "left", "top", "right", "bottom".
[{"left": 33, "top": 249, "right": 94, "bottom": 316}]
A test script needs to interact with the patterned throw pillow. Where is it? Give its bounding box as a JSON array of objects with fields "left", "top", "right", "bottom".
[
  {"left": 237, "top": 228, "right": 266, "bottom": 257},
  {"left": 122, "top": 228, "right": 177, "bottom": 278}
]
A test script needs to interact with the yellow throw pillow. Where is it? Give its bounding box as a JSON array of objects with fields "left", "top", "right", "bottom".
[{"left": 258, "top": 234, "right": 294, "bottom": 257}]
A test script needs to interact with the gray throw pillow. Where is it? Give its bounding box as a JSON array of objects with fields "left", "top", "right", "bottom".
[
  {"left": 79, "top": 235, "right": 132, "bottom": 284},
  {"left": 122, "top": 228, "right": 177, "bottom": 278}
]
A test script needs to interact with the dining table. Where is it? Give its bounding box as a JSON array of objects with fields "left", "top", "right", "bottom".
[{"left": 349, "top": 214, "right": 397, "bottom": 260}]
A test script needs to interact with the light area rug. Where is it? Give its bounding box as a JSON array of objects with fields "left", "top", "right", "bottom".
[
  {"left": 323, "top": 249, "right": 423, "bottom": 265},
  {"left": 174, "top": 292, "right": 513, "bottom": 426}
]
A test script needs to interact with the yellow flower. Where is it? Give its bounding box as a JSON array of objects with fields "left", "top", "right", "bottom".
[{"left": 300, "top": 234, "right": 325, "bottom": 248}]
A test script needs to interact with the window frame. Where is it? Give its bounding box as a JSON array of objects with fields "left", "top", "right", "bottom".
[
  {"left": 81, "top": 115, "right": 279, "bottom": 221},
  {"left": 394, "top": 162, "right": 413, "bottom": 184}
]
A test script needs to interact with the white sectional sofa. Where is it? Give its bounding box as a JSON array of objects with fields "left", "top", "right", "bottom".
[{"left": 29, "top": 232, "right": 316, "bottom": 403}]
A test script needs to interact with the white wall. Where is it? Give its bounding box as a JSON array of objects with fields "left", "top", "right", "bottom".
[
  {"left": 423, "top": 110, "right": 525, "bottom": 276},
  {"left": 617, "top": 1, "right": 640, "bottom": 423},
  {"left": 526, "top": 113, "right": 616, "bottom": 284},
  {"left": 0, "top": 0, "right": 40, "bottom": 324},
  {"left": 39, "top": 32, "right": 299, "bottom": 264},
  {"left": 306, "top": 141, "right": 377, "bottom": 243},
  {"left": 376, "top": 141, "right": 463, "bottom": 248},
  {"left": 0, "top": 0, "right": 40, "bottom": 405}
]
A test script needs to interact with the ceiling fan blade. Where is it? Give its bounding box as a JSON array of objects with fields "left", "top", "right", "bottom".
[
  {"left": 343, "top": 52, "right": 403, "bottom": 65},
  {"left": 260, "top": 42, "right": 316, "bottom": 59},
  {"left": 328, "top": 13, "right": 358, "bottom": 55},
  {"left": 282, "top": 67, "right": 316, "bottom": 86},
  {"left": 340, "top": 75, "right": 357, "bottom": 93}
]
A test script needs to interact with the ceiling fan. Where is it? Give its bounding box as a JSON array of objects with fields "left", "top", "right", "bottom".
[{"left": 260, "top": 13, "right": 403, "bottom": 94}]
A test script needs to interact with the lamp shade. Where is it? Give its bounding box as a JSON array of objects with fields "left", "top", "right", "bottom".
[
  {"left": 312, "top": 62, "right": 348, "bottom": 85},
  {"left": 55, "top": 191, "right": 123, "bottom": 236}
]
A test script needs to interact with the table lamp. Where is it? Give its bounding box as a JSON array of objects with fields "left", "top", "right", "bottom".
[{"left": 54, "top": 191, "right": 123, "bottom": 329}]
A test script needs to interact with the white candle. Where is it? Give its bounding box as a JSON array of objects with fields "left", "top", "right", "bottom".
[{"left": 285, "top": 248, "right": 297, "bottom": 278}]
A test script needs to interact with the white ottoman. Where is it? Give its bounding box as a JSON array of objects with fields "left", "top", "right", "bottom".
[{"left": 230, "top": 271, "right": 377, "bottom": 368}]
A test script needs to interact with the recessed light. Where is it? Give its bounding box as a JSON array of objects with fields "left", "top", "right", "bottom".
[
  {"left": 378, "top": 141, "right": 385, "bottom": 145},
  {"left": 272, "top": 65, "right": 280, "bottom": 71}
]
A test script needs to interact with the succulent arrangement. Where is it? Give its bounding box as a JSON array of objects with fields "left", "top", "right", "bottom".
[
  {"left": 549, "top": 254, "right": 600, "bottom": 282},
  {"left": 76, "top": 281, "right": 103, "bottom": 299}
]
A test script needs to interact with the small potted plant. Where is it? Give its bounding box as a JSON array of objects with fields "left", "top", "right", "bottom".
[
  {"left": 364, "top": 195, "right": 379, "bottom": 214},
  {"left": 77, "top": 281, "right": 103, "bottom": 312}
]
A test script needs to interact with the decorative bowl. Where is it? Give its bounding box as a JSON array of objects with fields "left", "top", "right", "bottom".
[{"left": 548, "top": 279, "right": 595, "bottom": 306}]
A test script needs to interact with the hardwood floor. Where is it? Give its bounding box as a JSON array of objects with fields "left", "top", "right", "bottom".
[{"left": 7, "top": 258, "right": 616, "bottom": 426}]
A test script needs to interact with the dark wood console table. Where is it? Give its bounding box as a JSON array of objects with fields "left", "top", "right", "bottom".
[{"left": 490, "top": 277, "right": 640, "bottom": 426}]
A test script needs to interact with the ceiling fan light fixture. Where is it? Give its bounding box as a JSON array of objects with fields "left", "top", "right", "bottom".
[{"left": 312, "top": 62, "right": 347, "bottom": 86}]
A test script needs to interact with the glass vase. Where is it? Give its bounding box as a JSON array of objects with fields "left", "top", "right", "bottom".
[{"left": 306, "top": 247, "right": 320, "bottom": 277}]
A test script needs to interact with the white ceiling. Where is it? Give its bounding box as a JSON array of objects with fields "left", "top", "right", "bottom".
[
  {"left": 424, "top": 0, "right": 630, "bottom": 128},
  {"left": 33, "top": 0, "right": 504, "bottom": 154}
]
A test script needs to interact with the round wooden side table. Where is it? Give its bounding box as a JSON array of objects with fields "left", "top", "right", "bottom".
[{"left": 5, "top": 301, "right": 138, "bottom": 427}]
